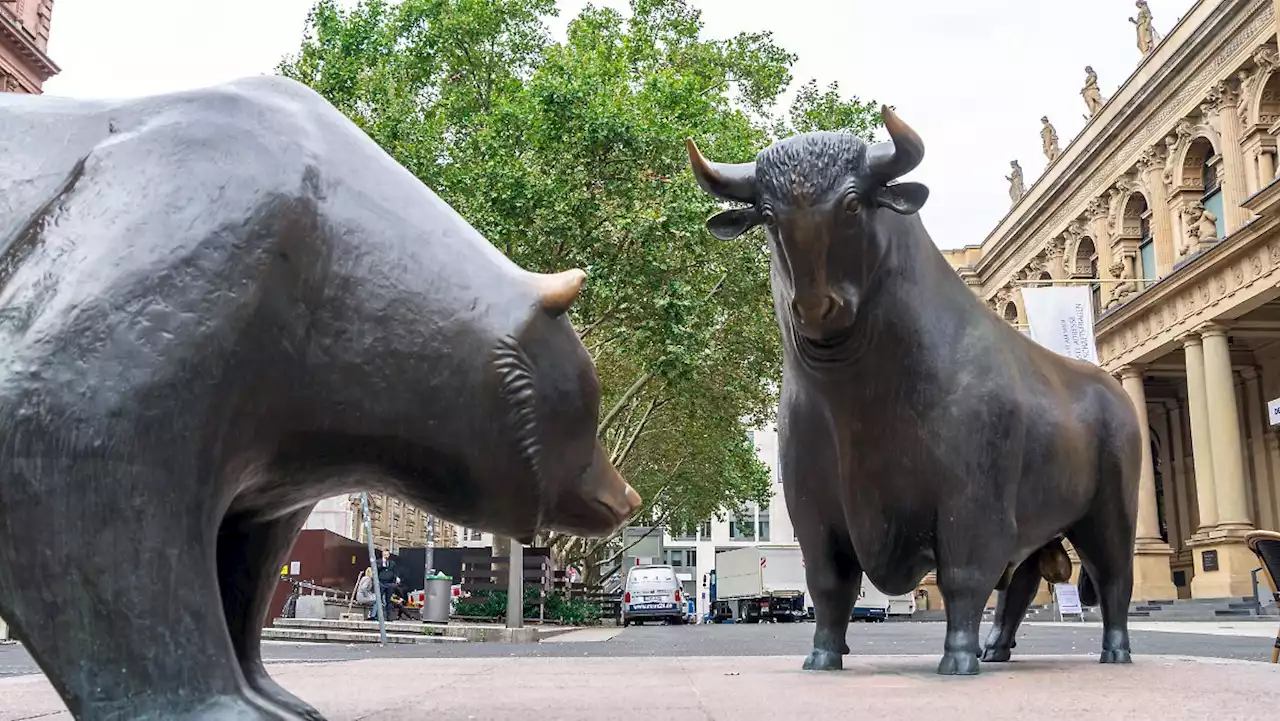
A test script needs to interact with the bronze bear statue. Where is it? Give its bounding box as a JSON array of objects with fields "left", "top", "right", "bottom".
[{"left": 0, "top": 76, "right": 640, "bottom": 720}]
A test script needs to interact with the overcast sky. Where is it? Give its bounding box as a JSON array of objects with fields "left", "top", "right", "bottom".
[{"left": 42, "top": 0, "right": 1196, "bottom": 250}]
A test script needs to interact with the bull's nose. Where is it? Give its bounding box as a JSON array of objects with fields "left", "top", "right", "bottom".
[
  {"left": 791, "top": 294, "right": 840, "bottom": 325},
  {"left": 623, "top": 484, "right": 642, "bottom": 515}
]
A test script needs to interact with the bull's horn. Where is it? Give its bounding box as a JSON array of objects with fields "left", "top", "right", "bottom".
[
  {"left": 686, "top": 138, "right": 758, "bottom": 204},
  {"left": 535, "top": 268, "right": 587, "bottom": 316},
  {"left": 866, "top": 105, "right": 925, "bottom": 184}
]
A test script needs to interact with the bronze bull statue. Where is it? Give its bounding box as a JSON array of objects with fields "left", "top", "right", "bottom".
[{"left": 687, "top": 107, "right": 1140, "bottom": 676}]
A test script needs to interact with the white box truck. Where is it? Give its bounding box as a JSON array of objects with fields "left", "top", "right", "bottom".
[
  {"left": 853, "top": 575, "right": 917, "bottom": 621},
  {"left": 710, "top": 546, "right": 808, "bottom": 623}
]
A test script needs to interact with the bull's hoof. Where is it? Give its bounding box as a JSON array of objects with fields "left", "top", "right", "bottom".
[
  {"left": 937, "top": 651, "right": 981, "bottom": 676},
  {"left": 841, "top": 641, "right": 851, "bottom": 655},
  {"left": 802, "top": 649, "right": 843, "bottom": 671},
  {"left": 980, "top": 646, "right": 1011, "bottom": 663},
  {"left": 1099, "top": 648, "right": 1132, "bottom": 664}
]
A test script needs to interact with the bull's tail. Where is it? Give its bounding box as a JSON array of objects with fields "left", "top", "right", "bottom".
[{"left": 1077, "top": 566, "right": 1098, "bottom": 607}]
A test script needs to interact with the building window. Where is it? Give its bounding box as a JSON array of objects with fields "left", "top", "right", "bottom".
[
  {"left": 758, "top": 508, "right": 771, "bottom": 542},
  {"left": 699, "top": 519, "right": 712, "bottom": 539},
  {"left": 1138, "top": 237, "right": 1155, "bottom": 291},
  {"left": 1203, "top": 157, "right": 1226, "bottom": 239},
  {"left": 671, "top": 525, "right": 697, "bottom": 542},
  {"left": 729, "top": 512, "right": 755, "bottom": 541},
  {"left": 664, "top": 548, "right": 698, "bottom": 568}
]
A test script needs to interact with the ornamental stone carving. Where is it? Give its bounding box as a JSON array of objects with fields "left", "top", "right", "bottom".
[
  {"left": 1044, "top": 236, "right": 1067, "bottom": 277},
  {"left": 1239, "top": 45, "right": 1280, "bottom": 128}
]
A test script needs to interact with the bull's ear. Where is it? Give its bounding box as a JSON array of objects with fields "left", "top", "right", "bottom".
[
  {"left": 876, "top": 182, "right": 929, "bottom": 215},
  {"left": 706, "top": 207, "right": 761, "bottom": 240}
]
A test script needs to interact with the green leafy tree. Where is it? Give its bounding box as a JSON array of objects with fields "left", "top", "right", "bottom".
[{"left": 280, "top": 0, "right": 882, "bottom": 580}]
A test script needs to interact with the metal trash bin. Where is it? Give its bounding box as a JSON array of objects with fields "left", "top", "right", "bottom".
[{"left": 422, "top": 576, "right": 452, "bottom": 624}]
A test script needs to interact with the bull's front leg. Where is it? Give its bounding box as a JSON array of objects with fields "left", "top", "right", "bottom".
[
  {"left": 935, "top": 518, "right": 1013, "bottom": 676},
  {"left": 797, "top": 525, "right": 862, "bottom": 671},
  {"left": 780, "top": 400, "right": 858, "bottom": 671}
]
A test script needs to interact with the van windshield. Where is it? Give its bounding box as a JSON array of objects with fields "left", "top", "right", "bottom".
[{"left": 628, "top": 568, "right": 676, "bottom": 588}]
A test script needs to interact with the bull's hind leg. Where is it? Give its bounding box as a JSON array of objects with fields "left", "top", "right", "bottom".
[
  {"left": 218, "top": 508, "right": 322, "bottom": 720},
  {"left": 1067, "top": 509, "right": 1135, "bottom": 664},
  {"left": 980, "top": 554, "right": 1042, "bottom": 662},
  {"left": 0, "top": 457, "right": 292, "bottom": 720}
]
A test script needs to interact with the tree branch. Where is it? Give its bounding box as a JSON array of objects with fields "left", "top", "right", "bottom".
[
  {"left": 599, "top": 371, "right": 655, "bottom": 436},
  {"left": 578, "top": 307, "right": 617, "bottom": 341},
  {"left": 611, "top": 396, "right": 662, "bottom": 468}
]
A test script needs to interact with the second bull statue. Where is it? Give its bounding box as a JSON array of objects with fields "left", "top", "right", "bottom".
[{"left": 687, "top": 107, "right": 1141, "bottom": 675}]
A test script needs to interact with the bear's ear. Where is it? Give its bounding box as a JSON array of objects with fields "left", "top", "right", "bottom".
[
  {"left": 875, "top": 182, "right": 929, "bottom": 215},
  {"left": 535, "top": 269, "right": 587, "bottom": 316},
  {"left": 706, "top": 207, "right": 761, "bottom": 240}
]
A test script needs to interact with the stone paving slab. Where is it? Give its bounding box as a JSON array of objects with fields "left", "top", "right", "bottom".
[{"left": 2, "top": 655, "right": 1277, "bottom": 720}]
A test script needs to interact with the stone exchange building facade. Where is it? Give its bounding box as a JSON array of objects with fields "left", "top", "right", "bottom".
[
  {"left": 944, "top": 0, "right": 1280, "bottom": 604},
  {"left": 0, "top": 0, "right": 56, "bottom": 93}
]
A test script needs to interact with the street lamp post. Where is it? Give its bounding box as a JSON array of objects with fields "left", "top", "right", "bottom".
[
  {"left": 359, "top": 493, "right": 388, "bottom": 645},
  {"left": 423, "top": 513, "right": 436, "bottom": 624},
  {"left": 506, "top": 539, "right": 523, "bottom": 629}
]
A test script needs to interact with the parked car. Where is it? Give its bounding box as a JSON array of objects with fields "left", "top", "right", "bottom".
[{"left": 622, "top": 564, "right": 685, "bottom": 626}]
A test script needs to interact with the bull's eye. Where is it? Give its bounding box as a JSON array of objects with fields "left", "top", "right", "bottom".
[
  {"left": 842, "top": 194, "right": 861, "bottom": 215},
  {"left": 760, "top": 208, "right": 776, "bottom": 226}
]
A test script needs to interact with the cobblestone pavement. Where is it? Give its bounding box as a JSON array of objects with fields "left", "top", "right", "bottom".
[
  {"left": 2, "top": 619, "right": 1276, "bottom": 678},
  {"left": 3, "top": 654, "right": 1278, "bottom": 721}
]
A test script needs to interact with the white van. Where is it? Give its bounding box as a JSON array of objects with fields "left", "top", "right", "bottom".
[
  {"left": 852, "top": 574, "right": 890, "bottom": 622},
  {"left": 622, "top": 564, "right": 685, "bottom": 626}
]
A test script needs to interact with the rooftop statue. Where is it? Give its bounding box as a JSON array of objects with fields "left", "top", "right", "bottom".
[
  {"left": 1007, "top": 159, "right": 1026, "bottom": 204},
  {"left": 687, "top": 107, "right": 1142, "bottom": 676},
  {"left": 1082, "top": 66, "right": 1107, "bottom": 118},
  {"left": 1041, "top": 117, "right": 1061, "bottom": 162},
  {"left": 0, "top": 76, "right": 641, "bottom": 720}
]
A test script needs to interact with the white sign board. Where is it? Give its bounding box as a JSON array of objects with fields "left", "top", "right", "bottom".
[
  {"left": 1054, "top": 583, "right": 1082, "bottom": 618},
  {"left": 289, "top": 561, "right": 301, "bottom": 576},
  {"left": 1020, "top": 286, "right": 1099, "bottom": 365},
  {"left": 1268, "top": 398, "right": 1280, "bottom": 427}
]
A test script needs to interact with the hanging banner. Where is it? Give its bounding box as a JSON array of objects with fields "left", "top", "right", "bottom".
[{"left": 1020, "top": 286, "right": 1099, "bottom": 365}]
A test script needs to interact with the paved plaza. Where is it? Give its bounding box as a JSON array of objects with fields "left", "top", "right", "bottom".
[{"left": 3, "top": 622, "right": 1279, "bottom": 719}]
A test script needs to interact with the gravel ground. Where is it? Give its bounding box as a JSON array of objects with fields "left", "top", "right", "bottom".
[{"left": 2, "top": 619, "right": 1275, "bottom": 677}]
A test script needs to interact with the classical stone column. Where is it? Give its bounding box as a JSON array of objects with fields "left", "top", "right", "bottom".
[
  {"left": 1242, "top": 368, "right": 1277, "bottom": 531},
  {"left": 1155, "top": 404, "right": 1179, "bottom": 545},
  {"left": 1119, "top": 366, "right": 1163, "bottom": 542},
  {"left": 1118, "top": 366, "right": 1177, "bottom": 602},
  {"left": 1262, "top": 149, "right": 1277, "bottom": 187},
  {"left": 1182, "top": 333, "right": 1218, "bottom": 531},
  {"left": 1140, "top": 147, "right": 1176, "bottom": 276},
  {"left": 1167, "top": 400, "right": 1192, "bottom": 547},
  {"left": 1200, "top": 324, "right": 1253, "bottom": 530},
  {"left": 1206, "top": 82, "right": 1250, "bottom": 231}
]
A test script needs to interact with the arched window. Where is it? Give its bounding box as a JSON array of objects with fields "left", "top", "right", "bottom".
[{"left": 1199, "top": 141, "right": 1227, "bottom": 239}]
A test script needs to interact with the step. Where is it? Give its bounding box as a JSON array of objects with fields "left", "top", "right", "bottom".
[
  {"left": 1214, "top": 609, "right": 1258, "bottom": 618},
  {"left": 272, "top": 617, "right": 548, "bottom": 643},
  {"left": 262, "top": 628, "right": 466, "bottom": 644},
  {"left": 1127, "top": 611, "right": 1151, "bottom": 618}
]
